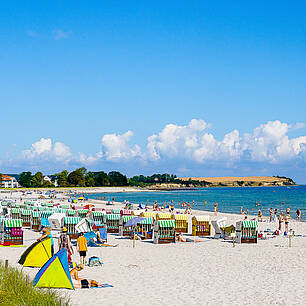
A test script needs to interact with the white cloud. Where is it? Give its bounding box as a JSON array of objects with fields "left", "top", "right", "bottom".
[
  {"left": 101, "top": 131, "right": 142, "bottom": 161},
  {"left": 22, "top": 138, "right": 72, "bottom": 162},
  {"left": 79, "top": 151, "right": 103, "bottom": 165},
  {"left": 53, "top": 29, "right": 72, "bottom": 40},
  {"left": 2, "top": 119, "right": 306, "bottom": 175},
  {"left": 243, "top": 120, "right": 306, "bottom": 162}
]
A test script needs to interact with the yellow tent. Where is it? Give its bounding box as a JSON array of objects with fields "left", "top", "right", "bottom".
[{"left": 18, "top": 238, "right": 52, "bottom": 267}]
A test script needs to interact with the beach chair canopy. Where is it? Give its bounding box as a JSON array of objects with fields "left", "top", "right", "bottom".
[
  {"left": 21, "top": 209, "right": 31, "bottom": 215},
  {"left": 4, "top": 219, "right": 23, "bottom": 227},
  {"left": 64, "top": 217, "right": 81, "bottom": 224},
  {"left": 18, "top": 238, "right": 52, "bottom": 267},
  {"left": 123, "top": 216, "right": 134, "bottom": 223},
  {"left": 157, "top": 213, "right": 172, "bottom": 219},
  {"left": 92, "top": 211, "right": 106, "bottom": 217},
  {"left": 158, "top": 220, "right": 175, "bottom": 228},
  {"left": 33, "top": 249, "right": 74, "bottom": 290},
  {"left": 143, "top": 212, "right": 155, "bottom": 218},
  {"left": 138, "top": 217, "right": 153, "bottom": 225},
  {"left": 174, "top": 214, "right": 188, "bottom": 221},
  {"left": 31, "top": 211, "right": 40, "bottom": 217},
  {"left": 112, "top": 209, "right": 121, "bottom": 214},
  {"left": 11, "top": 208, "right": 20, "bottom": 214},
  {"left": 193, "top": 215, "right": 210, "bottom": 222},
  {"left": 106, "top": 214, "right": 120, "bottom": 221},
  {"left": 242, "top": 220, "right": 258, "bottom": 228}
]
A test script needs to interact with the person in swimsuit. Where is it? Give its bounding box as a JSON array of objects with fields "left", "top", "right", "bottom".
[
  {"left": 58, "top": 227, "right": 73, "bottom": 264},
  {"left": 296, "top": 209, "right": 301, "bottom": 221},
  {"left": 70, "top": 264, "right": 107, "bottom": 288},
  {"left": 284, "top": 215, "right": 289, "bottom": 233},
  {"left": 37, "top": 226, "right": 54, "bottom": 255}
]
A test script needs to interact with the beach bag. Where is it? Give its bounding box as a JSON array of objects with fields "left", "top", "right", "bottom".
[{"left": 88, "top": 256, "right": 103, "bottom": 267}]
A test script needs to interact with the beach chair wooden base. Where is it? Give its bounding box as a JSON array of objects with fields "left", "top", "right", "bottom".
[
  {"left": 176, "top": 228, "right": 188, "bottom": 234},
  {"left": 31, "top": 225, "right": 40, "bottom": 231},
  {"left": 194, "top": 231, "right": 210, "bottom": 237},
  {"left": 158, "top": 238, "right": 175, "bottom": 244},
  {"left": 108, "top": 228, "right": 119, "bottom": 233},
  {"left": 69, "top": 234, "right": 78, "bottom": 239},
  {"left": 241, "top": 237, "right": 257, "bottom": 243},
  {"left": 1, "top": 240, "right": 23, "bottom": 246},
  {"left": 23, "top": 222, "right": 31, "bottom": 227}
]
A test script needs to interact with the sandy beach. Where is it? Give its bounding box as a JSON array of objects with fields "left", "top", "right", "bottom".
[{"left": 1, "top": 192, "right": 306, "bottom": 306}]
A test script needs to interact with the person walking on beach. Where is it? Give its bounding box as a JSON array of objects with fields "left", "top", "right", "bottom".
[
  {"left": 59, "top": 227, "right": 74, "bottom": 264},
  {"left": 258, "top": 209, "right": 263, "bottom": 222},
  {"left": 286, "top": 207, "right": 291, "bottom": 216},
  {"left": 284, "top": 215, "right": 289, "bottom": 234},
  {"left": 274, "top": 209, "right": 278, "bottom": 222},
  {"left": 278, "top": 213, "right": 284, "bottom": 231},
  {"left": 214, "top": 203, "right": 218, "bottom": 215},
  {"left": 296, "top": 208, "right": 301, "bottom": 221},
  {"left": 269, "top": 208, "right": 273, "bottom": 222},
  {"left": 77, "top": 232, "right": 88, "bottom": 265}
]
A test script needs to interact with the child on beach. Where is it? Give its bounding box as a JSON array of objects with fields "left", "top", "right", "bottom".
[
  {"left": 296, "top": 208, "right": 301, "bottom": 221},
  {"left": 77, "top": 232, "right": 88, "bottom": 265},
  {"left": 214, "top": 203, "right": 218, "bottom": 215}
]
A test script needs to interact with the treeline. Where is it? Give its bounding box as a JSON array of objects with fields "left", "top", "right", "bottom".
[
  {"left": 18, "top": 168, "right": 128, "bottom": 188},
  {"left": 129, "top": 174, "right": 212, "bottom": 188},
  {"left": 2, "top": 168, "right": 212, "bottom": 188}
]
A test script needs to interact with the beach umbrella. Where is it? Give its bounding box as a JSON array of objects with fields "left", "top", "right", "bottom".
[
  {"left": 124, "top": 217, "right": 145, "bottom": 248},
  {"left": 124, "top": 217, "right": 145, "bottom": 228}
]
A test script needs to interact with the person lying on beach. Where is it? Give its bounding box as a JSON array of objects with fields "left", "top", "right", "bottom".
[
  {"left": 70, "top": 264, "right": 107, "bottom": 288},
  {"left": 176, "top": 234, "right": 202, "bottom": 243}
]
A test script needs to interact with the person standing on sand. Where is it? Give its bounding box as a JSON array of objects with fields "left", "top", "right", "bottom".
[
  {"left": 278, "top": 213, "right": 284, "bottom": 231},
  {"left": 214, "top": 203, "right": 218, "bottom": 215},
  {"left": 59, "top": 227, "right": 73, "bottom": 264},
  {"left": 296, "top": 208, "right": 301, "bottom": 221},
  {"left": 286, "top": 207, "right": 290, "bottom": 216},
  {"left": 258, "top": 209, "right": 263, "bottom": 222},
  {"left": 77, "top": 232, "right": 88, "bottom": 265},
  {"left": 269, "top": 208, "right": 273, "bottom": 222},
  {"left": 284, "top": 215, "right": 289, "bottom": 233},
  {"left": 274, "top": 209, "right": 278, "bottom": 222},
  {"left": 240, "top": 207, "right": 244, "bottom": 215}
]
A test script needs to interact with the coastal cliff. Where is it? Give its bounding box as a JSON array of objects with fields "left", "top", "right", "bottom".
[{"left": 147, "top": 176, "right": 295, "bottom": 189}]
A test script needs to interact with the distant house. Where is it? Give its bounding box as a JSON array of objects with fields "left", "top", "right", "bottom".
[
  {"left": 43, "top": 176, "right": 52, "bottom": 183},
  {"left": 43, "top": 176, "right": 57, "bottom": 187},
  {"left": 1, "top": 175, "right": 20, "bottom": 188}
]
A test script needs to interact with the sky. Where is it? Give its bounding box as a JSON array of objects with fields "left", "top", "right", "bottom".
[{"left": 0, "top": 1, "right": 306, "bottom": 182}]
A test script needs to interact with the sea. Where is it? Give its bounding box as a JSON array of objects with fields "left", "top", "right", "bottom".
[{"left": 86, "top": 185, "right": 306, "bottom": 221}]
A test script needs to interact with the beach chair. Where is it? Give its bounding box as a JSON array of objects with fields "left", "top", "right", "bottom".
[{"left": 211, "top": 217, "right": 229, "bottom": 239}]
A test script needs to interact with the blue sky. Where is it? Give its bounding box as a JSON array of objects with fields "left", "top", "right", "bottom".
[{"left": 0, "top": 1, "right": 306, "bottom": 182}]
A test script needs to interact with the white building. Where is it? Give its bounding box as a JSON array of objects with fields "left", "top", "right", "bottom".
[{"left": 1, "top": 175, "right": 20, "bottom": 188}]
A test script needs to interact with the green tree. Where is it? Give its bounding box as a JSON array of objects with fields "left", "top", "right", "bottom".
[
  {"left": 31, "top": 172, "right": 44, "bottom": 187},
  {"left": 67, "top": 168, "right": 87, "bottom": 187},
  {"left": 108, "top": 171, "right": 127, "bottom": 186},
  {"left": 85, "top": 173, "right": 95, "bottom": 187},
  {"left": 92, "top": 171, "right": 110, "bottom": 186},
  {"left": 56, "top": 170, "right": 68, "bottom": 187},
  {"left": 19, "top": 172, "right": 33, "bottom": 188}
]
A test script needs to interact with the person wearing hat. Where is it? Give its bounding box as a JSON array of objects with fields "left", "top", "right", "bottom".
[{"left": 58, "top": 226, "right": 73, "bottom": 264}]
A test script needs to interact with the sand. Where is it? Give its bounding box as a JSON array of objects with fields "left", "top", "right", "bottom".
[{"left": 1, "top": 194, "right": 306, "bottom": 305}]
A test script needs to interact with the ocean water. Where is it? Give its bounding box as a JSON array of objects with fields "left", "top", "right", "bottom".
[{"left": 86, "top": 185, "right": 306, "bottom": 221}]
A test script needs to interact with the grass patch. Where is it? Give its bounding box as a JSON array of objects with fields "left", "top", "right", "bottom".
[{"left": 0, "top": 262, "right": 70, "bottom": 306}]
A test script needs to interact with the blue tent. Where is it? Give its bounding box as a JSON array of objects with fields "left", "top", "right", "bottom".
[{"left": 33, "top": 249, "right": 74, "bottom": 289}]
